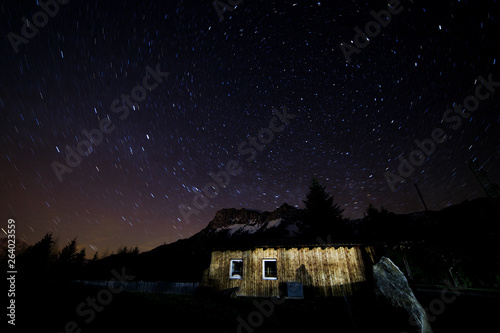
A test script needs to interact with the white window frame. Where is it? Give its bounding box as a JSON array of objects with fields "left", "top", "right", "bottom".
[
  {"left": 262, "top": 259, "right": 278, "bottom": 280},
  {"left": 229, "top": 259, "right": 243, "bottom": 279}
]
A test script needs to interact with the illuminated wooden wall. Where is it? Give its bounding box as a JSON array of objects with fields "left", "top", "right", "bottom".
[{"left": 203, "top": 246, "right": 375, "bottom": 297}]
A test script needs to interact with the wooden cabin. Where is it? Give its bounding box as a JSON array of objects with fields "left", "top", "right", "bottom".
[{"left": 202, "top": 244, "right": 375, "bottom": 297}]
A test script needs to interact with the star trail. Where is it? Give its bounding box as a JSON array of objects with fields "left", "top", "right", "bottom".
[{"left": 1, "top": 0, "right": 499, "bottom": 254}]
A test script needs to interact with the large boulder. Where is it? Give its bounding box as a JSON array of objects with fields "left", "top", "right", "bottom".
[{"left": 373, "top": 256, "right": 432, "bottom": 333}]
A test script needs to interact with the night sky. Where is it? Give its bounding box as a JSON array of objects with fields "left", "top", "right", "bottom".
[{"left": 1, "top": 0, "right": 499, "bottom": 254}]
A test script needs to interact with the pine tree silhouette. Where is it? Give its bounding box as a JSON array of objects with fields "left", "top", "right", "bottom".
[
  {"left": 17, "top": 233, "right": 56, "bottom": 282},
  {"left": 302, "top": 176, "right": 345, "bottom": 239}
]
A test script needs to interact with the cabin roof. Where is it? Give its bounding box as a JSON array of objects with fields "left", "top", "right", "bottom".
[
  {"left": 210, "top": 237, "right": 367, "bottom": 252},
  {"left": 213, "top": 244, "right": 364, "bottom": 252}
]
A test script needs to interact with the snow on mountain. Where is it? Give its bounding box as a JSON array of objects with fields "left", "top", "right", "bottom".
[
  {"left": 265, "top": 218, "right": 282, "bottom": 229},
  {"left": 201, "top": 204, "right": 303, "bottom": 239},
  {"left": 216, "top": 218, "right": 283, "bottom": 237}
]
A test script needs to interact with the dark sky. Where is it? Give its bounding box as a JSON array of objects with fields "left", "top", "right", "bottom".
[{"left": 1, "top": 0, "right": 499, "bottom": 254}]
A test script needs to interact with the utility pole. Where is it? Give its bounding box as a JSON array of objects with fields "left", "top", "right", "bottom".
[{"left": 414, "top": 183, "right": 429, "bottom": 212}]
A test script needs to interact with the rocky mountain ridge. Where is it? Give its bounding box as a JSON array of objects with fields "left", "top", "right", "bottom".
[{"left": 199, "top": 203, "right": 304, "bottom": 239}]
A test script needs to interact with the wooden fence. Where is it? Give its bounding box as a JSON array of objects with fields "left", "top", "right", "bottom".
[{"left": 74, "top": 280, "right": 200, "bottom": 295}]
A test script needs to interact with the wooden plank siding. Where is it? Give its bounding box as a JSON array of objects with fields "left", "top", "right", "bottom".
[{"left": 203, "top": 246, "right": 374, "bottom": 297}]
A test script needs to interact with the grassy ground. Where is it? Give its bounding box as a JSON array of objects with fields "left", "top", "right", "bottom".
[{"left": 13, "top": 282, "right": 499, "bottom": 333}]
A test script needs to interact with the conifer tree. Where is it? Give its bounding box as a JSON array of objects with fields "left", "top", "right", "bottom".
[
  {"left": 302, "top": 176, "right": 345, "bottom": 237},
  {"left": 17, "top": 233, "right": 56, "bottom": 282}
]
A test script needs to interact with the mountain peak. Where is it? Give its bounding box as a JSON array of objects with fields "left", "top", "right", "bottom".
[
  {"left": 202, "top": 204, "right": 303, "bottom": 238},
  {"left": 206, "top": 207, "right": 262, "bottom": 230}
]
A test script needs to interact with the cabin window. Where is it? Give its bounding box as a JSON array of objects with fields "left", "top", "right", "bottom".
[
  {"left": 230, "top": 259, "right": 243, "bottom": 279},
  {"left": 262, "top": 259, "right": 277, "bottom": 280}
]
